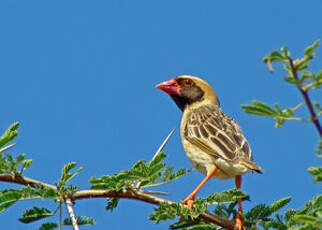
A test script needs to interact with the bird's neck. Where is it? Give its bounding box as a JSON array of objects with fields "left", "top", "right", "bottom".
[{"left": 181, "top": 100, "right": 220, "bottom": 114}]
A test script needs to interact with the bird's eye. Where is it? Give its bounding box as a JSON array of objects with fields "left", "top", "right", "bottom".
[{"left": 183, "top": 79, "right": 193, "bottom": 87}]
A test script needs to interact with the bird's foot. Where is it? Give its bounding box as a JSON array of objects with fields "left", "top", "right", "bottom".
[
  {"left": 182, "top": 195, "right": 195, "bottom": 209},
  {"left": 234, "top": 212, "right": 243, "bottom": 230}
]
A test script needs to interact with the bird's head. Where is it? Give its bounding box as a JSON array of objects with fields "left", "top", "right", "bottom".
[{"left": 156, "top": 75, "right": 220, "bottom": 111}]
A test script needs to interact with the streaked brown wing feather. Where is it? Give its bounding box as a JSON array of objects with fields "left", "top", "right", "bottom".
[
  {"left": 185, "top": 136, "right": 221, "bottom": 159},
  {"left": 183, "top": 104, "right": 252, "bottom": 161}
]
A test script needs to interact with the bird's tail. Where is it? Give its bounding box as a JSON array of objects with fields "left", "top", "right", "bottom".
[{"left": 239, "top": 159, "right": 263, "bottom": 174}]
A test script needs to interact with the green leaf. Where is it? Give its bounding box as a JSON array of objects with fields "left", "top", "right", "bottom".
[
  {"left": 0, "top": 153, "right": 32, "bottom": 174},
  {"left": 206, "top": 189, "right": 248, "bottom": 205},
  {"left": 294, "top": 59, "right": 309, "bottom": 72},
  {"left": 294, "top": 194, "right": 322, "bottom": 226},
  {"left": 213, "top": 205, "right": 229, "bottom": 217},
  {"left": 0, "top": 201, "right": 16, "bottom": 213},
  {"left": 170, "top": 219, "right": 218, "bottom": 230},
  {"left": 242, "top": 101, "right": 301, "bottom": 128},
  {"left": 284, "top": 76, "right": 300, "bottom": 85},
  {"left": 304, "top": 40, "right": 320, "bottom": 56},
  {"left": 89, "top": 174, "right": 129, "bottom": 191},
  {"left": 281, "top": 46, "right": 290, "bottom": 58},
  {"left": 242, "top": 101, "right": 276, "bottom": 116},
  {"left": 105, "top": 198, "right": 119, "bottom": 212},
  {"left": 313, "top": 70, "right": 322, "bottom": 89},
  {"left": 268, "top": 197, "right": 291, "bottom": 215},
  {"left": 0, "top": 186, "right": 56, "bottom": 213},
  {"left": 0, "top": 122, "right": 19, "bottom": 149},
  {"left": 260, "top": 219, "right": 287, "bottom": 230},
  {"left": 149, "top": 203, "right": 178, "bottom": 224},
  {"left": 39, "top": 222, "right": 58, "bottom": 230},
  {"left": 91, "top": 152, "right": 190, "bottom": 191},
  {"left": 63, "top": 216, "right": 95, "bottom": 226},
  {"left": 316, "top": 139, "right": 322, "bottom": 157},
  {"left": 150, "top": 200, "right": 208, "bottom": 224},
  {"left": 294, "top": 214, "right": 318, "bottom": 224},
  {"left": 170, "top": 219, "right": 202, "bottom": 230},
  {"left": 263, "top": 50, "right": 288, "bottom": 63},
  {"left": 245, "top": 204, "right": 270, "bottom": 222},
  {"left": 57, "top": 162, "right": 82, "bottom": 191},
  {"left": 307, "top": 167, "right": 322, "bottom": 182},
  {"left": 19, "top": 207, "right": 53, "bottom": 223},
  {"left": 147, "top": 152, "right": 166, "bottom": 169},
  {"left": 301, "top": 71, "right": 314, "bottom": 81},
  {"left": 0, "top": 189, "right": 22, "bottom": 213},
  {"left": 245, "top": 197, "right": 291, "bottom": 225}
]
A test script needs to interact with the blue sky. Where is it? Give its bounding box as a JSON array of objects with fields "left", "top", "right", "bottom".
[{"left": 0, "top": 1, "right": 321, "bottom": 229}]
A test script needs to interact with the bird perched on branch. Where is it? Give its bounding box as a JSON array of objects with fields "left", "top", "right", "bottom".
[{"left": 156, "top": 75, "right": 262, "bottom": 230}]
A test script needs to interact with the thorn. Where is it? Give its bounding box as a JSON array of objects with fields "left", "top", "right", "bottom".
[
  {"left": 151, "top": 128, "right": 176, "bottom": 161},
  {"left": 0, "top": 143, "right": 17, "bottom": 154},
  {"left": 136, "top": 128, "right": 176, "bottom": 189}
]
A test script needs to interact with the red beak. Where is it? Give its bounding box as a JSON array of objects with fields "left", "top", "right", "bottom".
[{"left": 156, "top": 78, "right": 181, "bottom": 95}]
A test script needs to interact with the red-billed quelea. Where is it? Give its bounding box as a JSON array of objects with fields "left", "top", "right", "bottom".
[{"left": 156, "top": 75, "right": 263, "bottom": 230}]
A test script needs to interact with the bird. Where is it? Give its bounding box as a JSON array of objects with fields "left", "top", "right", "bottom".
[{"left": 156, "top": 75, "right": 262, "bottom": 230}]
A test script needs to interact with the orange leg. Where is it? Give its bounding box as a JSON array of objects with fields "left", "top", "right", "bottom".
[
  {"left": 235, "top": 175, "right": 243, "bottom": 230},
  {"left": 182, "top": 166, "right": 217, "bottom": 208}
]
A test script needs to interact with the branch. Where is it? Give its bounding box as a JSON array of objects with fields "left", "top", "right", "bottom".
[
  {"left": 288, "top": 57, "right": 322, "bottom": 136},
  {"left": 72, "top": 189, "right": 235, "bottom": 229},
  {"left": 65, "top": 198, "right": 79, "bottom": 230},
  {"left": 0, "top": 174, "right": 235, "bottom": 229},
  {"left": 0, "top": 174, "right": 57, "bottom": 190}
]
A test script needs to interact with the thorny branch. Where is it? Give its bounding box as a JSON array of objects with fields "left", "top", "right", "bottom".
[{"left": 0, "top": 173, "right": 235, "bottom": 229}]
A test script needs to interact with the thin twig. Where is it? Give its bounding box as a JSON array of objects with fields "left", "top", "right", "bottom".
[
  {"left": 19, "top": 163, "right": 26, "bottom": 175},
  {"left": 272, "top": 116, "right": 306, "bottom": 122},
  {"left": 142, "top": 190, "right": 170, "bottom": 195},
  {"left": 0, "top": 143, "right": 16, "bottom": 154},
  {"left": 136, "top": 128, "right": 175, "bottom": 189},
  {"left": 59, "top": 203, "right": 62, "bottom": 230},
  {"left": 288, "top": 57, "right": 322, "bottom": 136},
  {"left": 291, "top": 102, "right": 305, "bottom": 112},
  {"left": 65, "top": 198, "right": 79, "bottom": 230}
]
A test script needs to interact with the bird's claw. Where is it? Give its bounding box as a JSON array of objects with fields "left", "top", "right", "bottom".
[{"left": 182, "top": 195, "right": 195, "bottom": 209}]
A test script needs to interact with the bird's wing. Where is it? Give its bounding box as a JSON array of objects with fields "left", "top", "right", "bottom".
[{"left": 183, "top": 104, "right": 252, "bottom": 161}]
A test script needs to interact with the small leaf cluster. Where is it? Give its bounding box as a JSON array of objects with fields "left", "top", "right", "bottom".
[
  {"left": 19, "top": 206, "right": 95, "bottom": 229},
  {"left": 0, "top": 122, "right": 32, "bottom": 175},
  {"left": 244, "top": 197, "right": 291, "bottom": 229},
  {"left": 89, "top": 152, "right": 189, "bottom": 191},
  {"left": 242, "top": 100, "right": 303, "bottom": 128},
  {"left": 257, "top": 195, "right": 322, "bottom": 230},
  {"left": 307, "top": 166, "right": 322, "bottom": 182},
  {"left": 243, "top": 40, "right": 321, "bottom": 129},
  {"left": 19, "top": 206, "right": 54, "bottom": 223},
  {"left": 0, "top": 123, "right": 93, "bottom": 229},
  {"left": 0, "top": 153, "right": 32, "bottom": 175},
  {"left": 63, "top": 216, "right": 96, "bottom": 226},
  {"left": 57, "top": 161, "right": 83, "bottom": 193},
  {"left": 149, "top": 198, "right": 208, "bottom": 224},
  {"left": 0, "top": 122, "right": 18, "bottom": 150},
  {"left": 0, "top": 186, "right": 56, "bottom": 213},
  {"left": 170, "top": 219, "right": 218, "bottom": 230}
]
